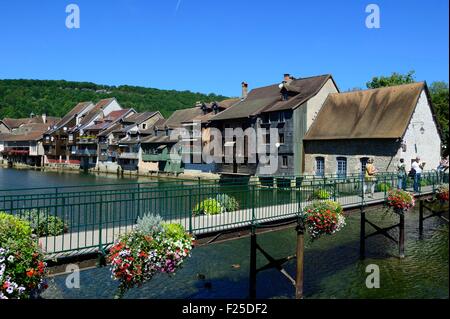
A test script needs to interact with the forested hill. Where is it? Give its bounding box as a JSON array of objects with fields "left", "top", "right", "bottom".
[{"left": 0, "top": 79, "right": 230, "bottom": 119}]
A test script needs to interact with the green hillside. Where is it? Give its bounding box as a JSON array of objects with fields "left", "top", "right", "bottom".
[{"left": 0, "top": 79, "right": 229, "bottom": 119}]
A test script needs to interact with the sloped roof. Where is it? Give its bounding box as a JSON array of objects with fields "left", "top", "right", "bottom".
[
  {"left": 71, "top": 98, "right": 118, "bottom": 132},
  {"left": 141, "top": 135, "right": 177, "bottom": 144},
  {"left": 1, "top": 116, "right": 60, "bottom": 130},
  {"left": 84, "top": 109, "right": 132, "bottom": 131},
  {"left": 304, "top": 82, "right": 426, "bottom": 140},
  {"left": 211, "top": 75, "right": 334, "bottom": 121},
  {"left": 122, "top": 112, "right": 159, "bottom": 124},
  {"left": 0, "top": 122, "right": 53, "bottom": 142},
  {"left": 162, "top": 107, "right": 204, "bottom": 129},
  {"left": 51, "top": 101, "right": 93, "bottom": 132}
]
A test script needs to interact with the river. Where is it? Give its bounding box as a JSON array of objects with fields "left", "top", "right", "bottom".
[{"left": 1, "top": 167, "right": 448, "bottom": 299}]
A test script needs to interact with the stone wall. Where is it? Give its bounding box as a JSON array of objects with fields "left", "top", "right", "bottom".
[{"left": 304, "top": 139, "right": 401, "bottom": 175}]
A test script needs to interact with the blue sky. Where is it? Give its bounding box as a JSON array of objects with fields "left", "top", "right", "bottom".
[{"left": 0, "top": 0, "right": 448, "bottom": 97}]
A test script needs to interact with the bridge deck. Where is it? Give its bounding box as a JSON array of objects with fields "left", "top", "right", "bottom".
[{"left": 39, "top": 186, "right": 436, "bottom": 257}]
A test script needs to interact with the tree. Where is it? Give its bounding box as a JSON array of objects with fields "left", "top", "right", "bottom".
[{"left": 366, "top": 70, "right": 416, "bottom": 89}]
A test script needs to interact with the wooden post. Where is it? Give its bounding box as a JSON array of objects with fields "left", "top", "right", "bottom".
[
  {"left": 419, "top": 200, "right": 424, "bottom": 237},
  {"left": 249, "top": 227, "right": 257, "bottom": 299},
  {"left": 399, "top": 212, "right": 405, "bottom": 258},
  {"left": 295, "top": 221, "right": 305, "bottom": 299},
  {"left": 360, "top": 210, "right": 366, "bottom": 259}
]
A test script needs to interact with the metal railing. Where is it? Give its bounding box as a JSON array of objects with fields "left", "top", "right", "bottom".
[{"left": 0, "top": 171, "right": 447, "bottom": 259}]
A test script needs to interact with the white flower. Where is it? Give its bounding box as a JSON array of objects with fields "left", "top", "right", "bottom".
[
  {"left": 7, "top": 255, "right": 14, "bottom": 263},
  {"left": 6, "top": 286, "right": 14, "bottom": 294}
]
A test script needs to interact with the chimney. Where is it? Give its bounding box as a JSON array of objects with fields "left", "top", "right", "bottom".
[
  {"left": 42, "top": 113, "right": 47, "bottom": 124},
  {"left": 241, "top": 82, "right": 248, "bottom": 99}
]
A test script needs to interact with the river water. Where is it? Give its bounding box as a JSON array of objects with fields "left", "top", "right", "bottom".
[{"left": 1, "top": 167, "right": 448, "bottom": 299}]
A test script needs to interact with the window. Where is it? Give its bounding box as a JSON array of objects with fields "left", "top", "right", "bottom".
[
  {"left": 315, "top": 157, "right": 325, "bottom": 177},
  {"left": 360, "top": 157, "right": 369, "bottom": 176},
  {"left": 279, "top": 133, "right": 285, "bottom": 144},
  {"left": 282, "top": 156, "right": 288, "bottom": 168},
  {"left": 336, "top": 157, "right": 347, "bottom": 178},
  {"left": 279, "top": 112, "right": 286, "bottom": 122},
  {"left": 142, "top": 123, "right": 147, "bottom": 130}
]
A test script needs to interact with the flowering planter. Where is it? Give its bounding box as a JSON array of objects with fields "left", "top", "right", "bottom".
[{"left": 302, "top": 201, "right": 346, "bottom": 241}]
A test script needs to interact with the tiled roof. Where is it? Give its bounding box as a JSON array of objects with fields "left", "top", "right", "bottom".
[
  {"left": 211, "top": 75, "right": 334, "bottom": 121},
  {"left": 304, "top": 82, "right": 426, "bottom": 140},
  {"left": 122, "top": 112, "right": 158, "bottom": 124}
]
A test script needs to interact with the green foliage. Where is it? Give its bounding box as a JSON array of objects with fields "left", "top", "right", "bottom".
[
  {"left": 20, "top": 210, "right": 68, "bottom": 237},
  {"left": 136, "top": 213, "right": 164, "bottom": 235},
  {"left": 162, "top": 223, "right": 188, "bottom": 241},
  {"left": 0, "top": 79, "right": 229, "bottom": 119},
  {"left": 311, "top": 188, "right": 332, "bottom": 200},
  {"left": 366, "top": 70, "right": 416, "bottom": 89},
  {"left": 429, "top": 81, "right": 449, "bottom": 155},
  {"left": 376, "top": 182, "right": 392, "bottom": 192},
  {"left": 0, "top": 212, "right": 47, "bottom": 299},
  {"left": 192, "top": 198, "right": 223, "bottom": 216},
  {"left": 215, "top": 193, "right": 239, "bottom": 212},
  {"left": 304, "top": 200, "right": 343, "bottom": 215}
]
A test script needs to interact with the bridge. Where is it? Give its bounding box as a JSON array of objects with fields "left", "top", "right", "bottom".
[{"left": 0, "top": 171, "right": 448, "bottom": 298}]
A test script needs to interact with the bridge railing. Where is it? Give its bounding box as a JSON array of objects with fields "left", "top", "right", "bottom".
[{"left": 0, "top": 171, "right": 447, "bottom": 259}]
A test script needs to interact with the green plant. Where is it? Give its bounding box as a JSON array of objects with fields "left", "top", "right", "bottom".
[
  {"left": 0, "top": 212, "right": 48, "bottom": 299},
  {"left": 311, "top": 188, "right": 331, "bottom": 200},
  {"left": 420, "top": 179, "right": 430, "bottom": 187},
  {"left": 162, "top": 223, "right": 188, "bottom": 241},
  {"left": 377, "top": 182, "right": 392, "bottom": 192},
  {"left": 135, "top": 213, "right": 164, "bottom": 235},
  {"left": 192, "top": 198, "right": 223, "bottom": 216},
  {"left": 21, "top": 210, "right": 68, "bottom": 237},
  {"left": 216, "top": 193, "right": 239, "bottom": 212}
]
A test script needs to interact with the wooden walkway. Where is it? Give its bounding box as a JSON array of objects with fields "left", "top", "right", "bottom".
[{"left": 40, "top": 186, "right": 436, "bottom": 258}]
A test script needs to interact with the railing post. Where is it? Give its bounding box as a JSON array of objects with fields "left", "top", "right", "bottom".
[
  {"left": 249, "top": 225, "right": 257, "bottom": 299},
  {"left": 137, "top": 183, "right": 141, "bottom": 218},
  {"left": 360, "top": 209, "right": 366, "bottom": 259},
  {"left": 188, "top": 188, "right": 193, "bottom": 233},
  {"left": 295, "top": 219, "right": 305, "bottom": 299},
  {"left": 419, "top": 200, "right": 424, "bottom": 237},
  {"left": 399, "top": 212, "right": 405, "bottom": 258},
  {"left": 97, "top": 195, "right": 105, "bottom": 266}
]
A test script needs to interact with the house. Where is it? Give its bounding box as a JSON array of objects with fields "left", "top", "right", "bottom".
[
  {"left": 43, "top": 101, "right": 95, "bottom": 165},
  {"left": 180, "top": 99, "right": 240, "bottom": 174},
  {"left": 303, "top": 82, "right": 442, "bottom": 177},
  {"left": 139, "top": 106, "right": 206, "bottom": 174},
  {"left": 210, "top": 74, "right": 339, "bottom": 176},
  {"left": 0, "top": 122, "right": 60, "bottom": 167},
  {"left": 0, "top": 114, "right": 59, "bottom": 134},
  {"left": 113, "top": 112, "right": 165, "bottom": 172},
  {"left": 78, "top": 109, "right": 136, "bottom": 169}
]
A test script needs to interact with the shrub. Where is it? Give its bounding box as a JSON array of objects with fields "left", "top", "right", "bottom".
[
  {"left": 377, "top": 182, "right": 392, "bottom": 192},
  {"left": 108, "top": 216, "right": 194, "bottom": 298},
  {"left": 311, "top": 188, "right": 331, "bottom": 200},
  {"left": 192, "top": 198, "right": 223, "bottom": 216},
  {"left": 302, "top": 201, "right": 345, "bottom": 241},
  {"left": 0, "top": 212, "right": 48, "bottom": 299},
  {"left": 135, "top": 214, "right": 164, "bottom": 235},
  {"left": 215, "top": 193, "right": 239, "bottom": 212},
  {"left": 21, "top": 210, "right": 68, "bottom": 237},
  {"left": 436, "top": 185, "right": 449, "bottom": 202}
]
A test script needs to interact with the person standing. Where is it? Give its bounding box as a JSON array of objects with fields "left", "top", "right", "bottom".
[
  {"left": 364, "top": 158, "right": 377, "bottom": 198},
  {"left": 397, "top": 158, "right": 407, "bottom": 190},
  {"left": 411, "top": 156, "right": 425, "bottom": 193}
]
